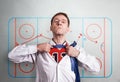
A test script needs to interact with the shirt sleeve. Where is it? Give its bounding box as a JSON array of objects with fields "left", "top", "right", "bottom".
[
  {"left": 8, "top": 44, "right": 37, "bottom": 63},
  {"left": 76, "top": 47, "right": 100, "bottom": 73}
]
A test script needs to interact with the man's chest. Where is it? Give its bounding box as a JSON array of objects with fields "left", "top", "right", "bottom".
[{"left": 49, "top": 47, "right": 66, "bottom": 63}]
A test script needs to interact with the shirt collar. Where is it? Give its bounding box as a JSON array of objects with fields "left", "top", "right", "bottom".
[{"left": 49, "top": 39, "right": 70, "bottom": 46}]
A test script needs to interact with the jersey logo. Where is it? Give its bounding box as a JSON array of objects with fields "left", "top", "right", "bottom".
[{"left": 49, "top": 47, "right": 66, "bottom": 62}]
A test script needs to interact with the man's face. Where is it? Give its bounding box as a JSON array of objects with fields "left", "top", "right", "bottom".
[{"left": 50, "top": 15, "right": 70, "bottom": 35}]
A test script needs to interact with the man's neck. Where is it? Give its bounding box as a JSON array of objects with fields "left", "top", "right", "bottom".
[{"left": 53, "top": 35, "right": 66, "bottom": 44}]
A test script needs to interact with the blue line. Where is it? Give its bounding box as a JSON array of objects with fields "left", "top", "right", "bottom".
[
  {"left": 110, "top": 18, "right": 113, "bottom": 78},
  {"left": 7, "top": 17, "right": 17, "bottom": 78},
  {"left": 81, "top": 76, "right": 106, "bottom": 78},
  {"left": 37, "top": 17, "right": 38, "bottom": 44},
  {"left": 8, "top": 17, "right": 12, "bottom": 78},
  {"left": 70, "top": 17, "right": 110, "bottom": 19},
  {"left": 82, "top": 69, "right": 84, "bottom": 77},
  {"left": 11, "top": 16, "right": 51, "bottom": 19},
  {"left": 81, "top": 17, "right": 85, "bottom": 77},
  {"left": 11, "top": 76, "right": 36, "bottom": 78},
  {"left": 105, "top": 17, "right": 113, "bottom": 78},
  {"left": 81, "top": 17, "right": 84, "bottom": 48}
]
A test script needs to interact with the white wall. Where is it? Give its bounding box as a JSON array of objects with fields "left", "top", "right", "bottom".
[{"left": 0, "top": 0, "right": 120, "bottom": 82}]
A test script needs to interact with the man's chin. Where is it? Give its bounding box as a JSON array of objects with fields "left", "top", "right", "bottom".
[
  {"left": 55, "top": 33, "right": 64, "bottom": 36},
  {"left": 54, "top": 31, "right": 65, "bottom": 35}
]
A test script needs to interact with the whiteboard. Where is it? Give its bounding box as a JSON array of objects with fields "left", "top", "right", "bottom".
[{"left": 0, "top": 0, "right": 120, "bottom": 82}]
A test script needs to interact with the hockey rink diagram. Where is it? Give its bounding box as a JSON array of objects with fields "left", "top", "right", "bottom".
[{"left": 8, "top": 17, "right": 112, "bottom": 78}]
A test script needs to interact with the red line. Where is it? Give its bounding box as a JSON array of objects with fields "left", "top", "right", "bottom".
[
  {"left": 21, "top": 34, "right": 51, "bottom": 45},
  {"left": 14, "top": 63, "right": 17, "bottom": 77},
  {"left": 41, "top": 35, "right": 51, "bottom": 40},
  {"left": 14, "top": 18, "right": 17, "bottom": 77},
  {"left": 14, "top": 18, "right": 17, "bottom": 46},
  {"left": 21, "top": 35, "right": 39, "bottom": 44},
  {"left": 104, "top": 18, "right": 106, "bottom": 77}
]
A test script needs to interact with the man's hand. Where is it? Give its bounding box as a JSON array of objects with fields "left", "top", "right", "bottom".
[
  {"left": 66, "top": 43, "right": 80, "bottom": 57},
  {"left": 37, "top": 43, "right": 52, "bottom": 53}
]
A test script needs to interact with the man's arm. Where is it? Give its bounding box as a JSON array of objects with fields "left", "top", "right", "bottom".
[
  {"left": 8, "top": 43, "right": 52, "bottom": 63},
  {"left": 66, "top": 44, "right": 100, "bottom": 73},
  {"left": 76, "top": 47, "right": 100, "bottom": 73},
  {"left": 8, "top": 44, "right": 37, "bottom": 63}
]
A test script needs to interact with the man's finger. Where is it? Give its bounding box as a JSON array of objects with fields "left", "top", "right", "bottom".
[{"left": 66, "top": 42, "right": 70, "bottom": 48}]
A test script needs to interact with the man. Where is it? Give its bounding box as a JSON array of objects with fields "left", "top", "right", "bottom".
[{"left": 8, "top": 12, "right": 100, "bottom": 82}]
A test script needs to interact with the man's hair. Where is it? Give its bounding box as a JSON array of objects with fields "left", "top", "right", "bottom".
[{"left": 51, "top": 12, "right": 70, "bottom": 26}]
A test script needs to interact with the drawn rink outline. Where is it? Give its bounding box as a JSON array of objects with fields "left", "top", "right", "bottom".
[{"left": 8, "top": 17, "right": 112, "bottom": 78}]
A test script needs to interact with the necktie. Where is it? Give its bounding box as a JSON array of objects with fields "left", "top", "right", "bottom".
[{"left": 70, "top": 41, "right": 80, "bottom": 82}]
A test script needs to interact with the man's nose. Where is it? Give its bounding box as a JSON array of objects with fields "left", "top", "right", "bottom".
[{"left": 57, "top": 21, "right": 62, "bottom": 25}]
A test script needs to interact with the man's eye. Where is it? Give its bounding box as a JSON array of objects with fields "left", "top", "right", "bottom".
[
  {"left": 62, "top": 21, "right": 66, "bottom": 23},
  {"left": 54, "top": 20, "right": 59, "bottom": 22}
]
